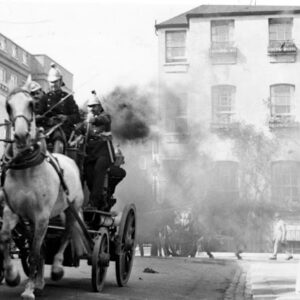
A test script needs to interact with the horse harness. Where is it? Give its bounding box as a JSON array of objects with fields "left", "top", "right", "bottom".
[{"left": 0, "top": 143, "right": 70, "bottom": 214}]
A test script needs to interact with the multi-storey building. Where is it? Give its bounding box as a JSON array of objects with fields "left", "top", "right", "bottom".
[
  {"left": 0, "top": 32, "right": 73, "bottom": 154},
  {"left": 155, "top": 5, "right": 300, "bottom": 250}
]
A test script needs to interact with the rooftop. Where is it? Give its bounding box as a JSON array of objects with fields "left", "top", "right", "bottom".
[{"left": 155, "top": 5, "right": 300, "bottom": 29}]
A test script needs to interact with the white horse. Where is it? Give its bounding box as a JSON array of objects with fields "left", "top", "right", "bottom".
[{"left": 0, "top": 77, "right": 85, "bottom": 300}]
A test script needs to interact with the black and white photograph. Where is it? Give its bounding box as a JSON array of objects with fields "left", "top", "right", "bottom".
[{"left": 1, "top": 0, "right": 300, "bottom": 299}]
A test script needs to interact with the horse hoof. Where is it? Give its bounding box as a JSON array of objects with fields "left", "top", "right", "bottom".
[
  {"left": 51, "top": 269, "right": 64, "bottom": 281},
  {"left": 6, "top": 272, "right": 20, "bottom": 286},
  {"left": 21, "top": 290, "right": 35, "bottom": 300}
]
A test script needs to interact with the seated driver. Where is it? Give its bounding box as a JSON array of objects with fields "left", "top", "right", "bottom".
[{"left": 36, "top": 63, "right": 80, "bottom": 153}]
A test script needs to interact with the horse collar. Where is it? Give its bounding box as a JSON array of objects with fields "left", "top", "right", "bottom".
[{"left": 2, "top": 143, "right": 45, "bottom": 171}]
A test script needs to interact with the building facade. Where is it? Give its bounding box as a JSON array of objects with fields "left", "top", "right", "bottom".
[
  {"left": 0, "top": 32, "right": 73, "bottom": 155},
  {"left": 155, "top": 5, "right": 300, "bottom": 251}
]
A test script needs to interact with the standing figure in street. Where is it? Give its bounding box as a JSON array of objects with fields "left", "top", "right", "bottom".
[
  {"left": 75, "top": 91, "right": 114, "bottom": 211},
  {"left": 36, "top": 63, "right": 80, "bottom": 153},
  {"left": 269, "top": 212, "right": 293, "bottom": 260}
]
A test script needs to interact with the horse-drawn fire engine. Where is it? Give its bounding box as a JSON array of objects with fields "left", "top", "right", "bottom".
[{"left": 0, "top": 81, "right": 136, "bottom": 300}]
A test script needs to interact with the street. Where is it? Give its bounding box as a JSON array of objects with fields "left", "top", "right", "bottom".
[
  {"left": 0, "top": 255, "right": 238, "bottom": 300},
  {"left": 3, "top": 252, "right": 300, "bottom": 300}
]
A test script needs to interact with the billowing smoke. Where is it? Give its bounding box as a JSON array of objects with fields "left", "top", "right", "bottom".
[
  {"left": 103, "top": 85, "right": 156, "bottom": 144},
  {"left": 91, "top": 82, "right": 278, "bottom": 254}
]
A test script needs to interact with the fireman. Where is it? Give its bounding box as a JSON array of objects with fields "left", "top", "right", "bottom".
[
  {"left": 30, "top": 81, "right": 45, "bottom": 102},
  {"left": 75, "top": 91, "right": 114, "bottom": 211},
  {"left": 36, "top": 63, "right": 80, "bottom": 153},
  {"left": 107, "top": 145, "right": 126, "bottom": 206}
]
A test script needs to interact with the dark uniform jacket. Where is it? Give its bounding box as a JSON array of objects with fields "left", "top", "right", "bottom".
[
  {"left": 77, "top": 111, "right": 112, "bottom": 162},
  {"left": 37, "top": 89, "right": 80, "bottom": 139}
]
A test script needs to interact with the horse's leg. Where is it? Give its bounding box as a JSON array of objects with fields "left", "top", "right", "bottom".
[
  {"left": 34, "top": 256, "right": 45, "bottom": 293},
  {"left": 0, "top": 206, "right": 20, "bottom": 286},
  {"left": 21, "top": 218, "right": 49, "bottom": 300},
  {"left": 51, "top": 208, "right": 75, "bottom": 281}
]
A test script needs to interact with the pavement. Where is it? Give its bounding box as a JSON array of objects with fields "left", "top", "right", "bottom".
[{"left": 210, "top": 252, "right": 300, "bottom": 300}]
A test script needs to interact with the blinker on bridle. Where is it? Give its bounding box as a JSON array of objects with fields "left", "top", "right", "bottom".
[{"left": 6, "top": 90, "right": 34, "bottom": 130}]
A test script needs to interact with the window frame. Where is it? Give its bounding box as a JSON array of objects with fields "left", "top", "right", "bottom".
[
  {"left": 165, "top": 30, "right": 187, "bottom": 63},
  {"left": 0, "top": 36, "right": 7, "bottom": 52},
  {"left": 211, "top": 85, "right": 236, "bottom": 124},
  {"left": 10, "top": 74, "right": 18, "bottom": 87},
  {"left": 0, "top": 66, "right": 6, "bottom": 83},
  {"left": 11, "top": 44, "right": 18, "bottom": 59},
  {"left": 270, "top": 84, "right": 295, "bottom": 117},
  {"left": 269, "top": 18, "right": 293, "bottom": 46},
  {"left": 272, "top": 161, "right": 300, "bottom": 207},
  {"left": 211, "top": 19, "right": 235, "bottom": 49},
  {"left": 164, "top": 92, "right": 188, "bottom": 135},
  {"left": 22, "top": 51, "right": 29, "bottom": 66}
]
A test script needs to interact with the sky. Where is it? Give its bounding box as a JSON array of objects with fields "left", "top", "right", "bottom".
[{"left": 0, "top": 0, "right": 299, "bottom": 105}]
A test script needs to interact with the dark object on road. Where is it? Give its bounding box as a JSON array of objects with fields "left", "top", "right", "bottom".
[{"left": 143, "top": 267, "right": 159, "bottom": 274}]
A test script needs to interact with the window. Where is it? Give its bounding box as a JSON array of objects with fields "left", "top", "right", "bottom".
[
  {"left": 272, "top": 161, "right": 300, "bottom": 208},
  {"left": 269, "top": 18, "right": 293, "bottom": 45},
  {"left": 211, "top": 20, "right": 234, "bottom": 49},
  {"left": 0, "top": 67, "right": 6, "bottom": 83},
  {"left": 212, "top": 85, "right": 236, "bottom": 124},
  {"left": 165, "top": 93, "right": 188, "bottom": 136},
  {"left": 11, "top": 44, "right": 18, "bottom": 59},
  {"left": 165, "top": 31, "right": 186, "bottom": 63},
  {"left": 0, "top": 36, "right": 7, "bottom": 51},
  {"left": 22, "top": 51, "right": 28, "bottom": 65},
  {"left": 10, "top": 74, "right": 17, "bottom": 87},
  {"left": 210, "top": 161, "right": 238, "bottom": 194},
  {"left": 270, "top": 84, "right": 294, "bottom": 116}
]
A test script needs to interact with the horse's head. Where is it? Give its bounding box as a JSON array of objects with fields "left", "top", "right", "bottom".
[{"left": 6, "top": 76, "right": 35, "bottom": 150}]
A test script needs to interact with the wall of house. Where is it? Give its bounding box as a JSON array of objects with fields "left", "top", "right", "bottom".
[
  {"left": 157, "top": 14, "right": 300, "bottom": 160},
  {"left": 157, "top": 13, "right": 300, "bottom": 250}
]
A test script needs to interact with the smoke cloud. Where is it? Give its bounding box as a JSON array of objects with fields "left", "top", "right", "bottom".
[
  {"left": 103, "top": 85, "right": 156, "bottom": 144},
  {"left": 94, "top": 83, "right": 278, "bottom": 253}
]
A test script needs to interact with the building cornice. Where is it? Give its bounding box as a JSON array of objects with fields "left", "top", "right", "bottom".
[
  {"left": 155, "top": 7, "right": 300, "bottom": 30},
  {"left": 155, "top": 23, "right": 189, "bottom": 30},
  {"left": 0, "top": 53, "right": 29, "bottom": 77},
  {"left": 187, "top": 9, "right": 300, "bottom": 19}
]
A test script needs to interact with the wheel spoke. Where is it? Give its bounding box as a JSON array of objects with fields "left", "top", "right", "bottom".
[{"left": 115, "top": 205, "right": 136, "bottom": 287}]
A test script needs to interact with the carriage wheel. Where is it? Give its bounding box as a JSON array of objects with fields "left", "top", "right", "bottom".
[
  {"left": 91, "top": 227, "right": 110, "bottom": 292},
  {"left": 115, "top": 204, "right": 136, "bottom": 287}
]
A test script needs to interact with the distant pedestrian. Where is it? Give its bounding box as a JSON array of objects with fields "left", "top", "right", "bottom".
[
  {"left": 269, "top": 212, "right": 293, "bottom": 260},
  {"left": 196, "top": 236, "right": 215, "bottom": 258},
  {"left": 162, "top": 225, "right": 172, "bottom": 256}
]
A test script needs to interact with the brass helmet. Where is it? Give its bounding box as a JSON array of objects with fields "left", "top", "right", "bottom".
[
  {"left": 87, "top": 90, "right": 102, "bottom": 107},
  {"left": 30, "top": 81, "right": 42, "bottom": 92},
  {"left": 47, "top": 63, "right": 63, "bottom": 83}
]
